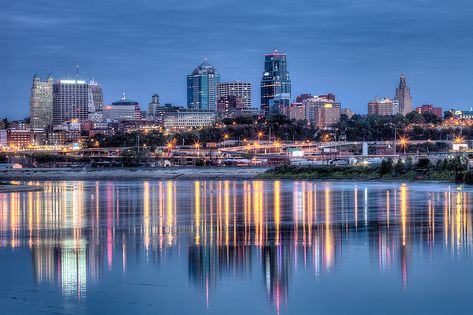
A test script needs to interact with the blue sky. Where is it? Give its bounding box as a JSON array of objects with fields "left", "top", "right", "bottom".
[{"left": 1, "top": 0, "right": 473, "bottom": 119}]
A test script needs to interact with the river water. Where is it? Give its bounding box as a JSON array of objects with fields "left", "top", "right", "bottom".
[{"left": 0, "top": 180, "right": 472, "bottom": 314}]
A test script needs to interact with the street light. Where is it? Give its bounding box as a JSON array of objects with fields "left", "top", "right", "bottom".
[
  {"left": 194, "top": 142, "right": 201, "bottom": 157},
  {"left": 454, "top": 136, "right": 464, "bottom": 144},
  {"left": 274, "top": 140, "right": 281, "bottom": 154},
  {"left": 257, "top": 131, "right": 264, "bottom": 143},
  {"left": 223, "top": 133, "right": 229, "bottom": 149},
  {"left": 166, "top": 141, "right": 174, "bottom": 156},
  {"left": 399, "top": 136, "right": 408, "bottom": 154}
]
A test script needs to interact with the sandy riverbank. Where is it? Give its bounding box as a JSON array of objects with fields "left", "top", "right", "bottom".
[{"left": 0, "top": 167, "right": 271, "bottom": 181}]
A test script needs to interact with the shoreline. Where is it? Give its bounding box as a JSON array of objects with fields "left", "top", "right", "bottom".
[
  {"left": 0, "top": 166, "right": 467, "bottom": 185},
  {"left": 257, "top": 165, "right": 471, "bottom": 184},
  {"left": 0, "top": 167, "right": 271, "bottom": 181},
  {"left": 0, "top": 185, "right": 43, "bottom": 193}
]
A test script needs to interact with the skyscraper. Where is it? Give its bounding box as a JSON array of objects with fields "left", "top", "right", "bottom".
[
  {"left": 187, "top": 59, "right": 220, "bottom": 111},
  {"left": 260, "top": 50, "right": 291, "bottom": 115},
  {"left": 395, "top": 74, "right": 413, "bottom": 115},
  {"left": 147, "top": 94, "right": 161, "bottom": 118},
  {"left": 217, "top": 81, "right": 252, "bottom": 108},
  {"left": 30, "top": 73, "right": 54, "bottom": 129},
  {"left": 53, "top": 80, "right": 89, "bottom": 125},
  {"left": 88, "top": 80, "right": 103, "bottom": 112}
]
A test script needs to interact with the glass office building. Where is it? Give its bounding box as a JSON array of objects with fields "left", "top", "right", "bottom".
[
  {"left": 260, "top": 50, "right": 291, "bottom": 115},
  {"left": 187, "top": 60, "right": 220, "bottom": 111}
]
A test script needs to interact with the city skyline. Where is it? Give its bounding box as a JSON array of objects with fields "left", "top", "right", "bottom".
[{"left": 2, "top": 0, "right": 473, "bottom": 119}]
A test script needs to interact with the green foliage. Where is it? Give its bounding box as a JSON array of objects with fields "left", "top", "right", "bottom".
[
  {"left": 416, "top": 158, "right": 430, "bottom": 169},
  {"left": 84, "top": 131, "right": 166, "bottom": 148},
  {"left": 332, "top": 113, "right": 471, "bottom": 142},
  {"left": 32, "top": 153, "right": 90, "bottom": 164},
  {"left": 394, "top": 159, "right": 405, "bottom": 175},
  {"left": 465, "top": 172, "right": 473, "bottom": 185},
  {"left": 121, "top": 149, "right": 139, "bottom": 167},
  {"left": 261, "top": 159, "right": 469, "bottom": 183},
  {"left": 333, "top": 114, "right": 405, "bottom": 141},
  {"left": 400, "top": 142, "right": 450, "bottom": 153},
  {"left": 380, "top": 158, "right": 393, "bottom": 174}
]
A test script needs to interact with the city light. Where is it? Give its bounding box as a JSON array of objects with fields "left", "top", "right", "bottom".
[
  {"left": 399, "top": 137, "right": 408, "bottom": 145},
  {"left": 399, "top": 136, "right": 408, "bottom": 154},
  {"left": 454, "top": 136, "right": 464, "bottom": 144}
]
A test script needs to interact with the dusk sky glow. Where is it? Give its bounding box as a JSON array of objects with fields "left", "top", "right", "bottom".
[{"left": 2, "top": 0, "right": 473, "bottom": 118}]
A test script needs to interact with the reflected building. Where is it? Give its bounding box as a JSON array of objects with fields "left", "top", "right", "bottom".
[
  {"left": 262, "top": 245, "right": 290, "bottom": 309},
  {"left": 32, "top": 243, "right": 59, "bottom": 285},
  {"left": 61, "top": 240, "right": 87, "bottom": 298},
  {"left": 0, "top": 180, "right": 472, "bottom": 307}
]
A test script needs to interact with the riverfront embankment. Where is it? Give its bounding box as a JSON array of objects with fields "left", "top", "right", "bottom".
[
  {"left": 257, "top": 165, "right": 472, "bottom": 183},
  {"left": 0, "top": 183, "right": 43, "bottom": 193},
  {"left": 1, "top": 162, "right": 471, "bottom": 184},
  {"left": 0, "top": 167, "right": 271, "bottom": 181}
]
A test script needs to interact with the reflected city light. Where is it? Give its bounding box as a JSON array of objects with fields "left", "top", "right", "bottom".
[{"left": 0, "top": 181, "right": 472, "bottom": 311}]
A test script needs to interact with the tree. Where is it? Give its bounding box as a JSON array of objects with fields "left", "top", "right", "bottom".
[
  {"left": 394, "top": 159, "right": 405, "bottom": 175},
  {"left": 405, "top": 111, "right": 425, "bottom": 125},
  {"left": 416, "top": 158, "right": 430, "bottom": 169},
  {"left": 422, "top": 112, "right": 441, "bottom": 124},
  {"left": 380, "top": 158, "right": 393, "bottom": 175},
  {"left": 121, "top": 149, "right": 139, "bottom": 166},
  {"left": 444, "top": 111, "right": 453, "bottom": 119}
]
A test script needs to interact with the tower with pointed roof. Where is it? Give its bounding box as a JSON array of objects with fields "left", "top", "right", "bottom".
[
  {"left": 30, "top": 73, "right": 54, "bottom": 129},
  {"left": 260, "top": 50, "right": 291, "bottom": 116},
  {"left": 187, "top": 59, "right": 220, "bottom": 111},
  {"left": 395, "top": 74, "right": 413, "bottom": 115}
]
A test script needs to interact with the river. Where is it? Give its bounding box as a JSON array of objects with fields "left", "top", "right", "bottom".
[{"left": 0, "top": 180, "right": 472, "bottom": 314}]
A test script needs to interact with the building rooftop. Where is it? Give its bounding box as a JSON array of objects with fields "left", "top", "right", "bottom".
[
  {"left": 112, "top": 93, "right": 139, "bottom": 105},
  {"left": 192, "top": 59, "right": 218, "bottom": 75}
]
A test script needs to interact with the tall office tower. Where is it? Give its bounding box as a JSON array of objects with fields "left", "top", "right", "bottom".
[
  {"left": 30, "top": 74, "right": 54, "bottom": 129},
  {"left": 187, "top": 59, "right": 220, "bottom": 111},
  {"left": 395, "top": 74, "right": 412, "bottom": 115},
  {"left": 147, "top": 94, "right": 161, "bottom": 117},
  {"left": 217, "top": 81, "right": 252, "bottom": 108},
  {"left": 89, "top": 80, "right": 103, "bottom": 112},
  {"left": 260, "top": 50, "right": 291, "bottom": 115},
  {"left": 53, "top": 80, "right": 89, "bottom": 125}
]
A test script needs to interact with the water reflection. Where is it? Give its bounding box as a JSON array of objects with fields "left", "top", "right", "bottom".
[{"left": 0, "top": 181, "right": 472, "bottom": 313}]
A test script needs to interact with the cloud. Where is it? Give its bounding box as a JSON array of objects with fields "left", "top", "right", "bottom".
[{"left": 1, "top": 0, "right": 473, "bottom": 118}]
